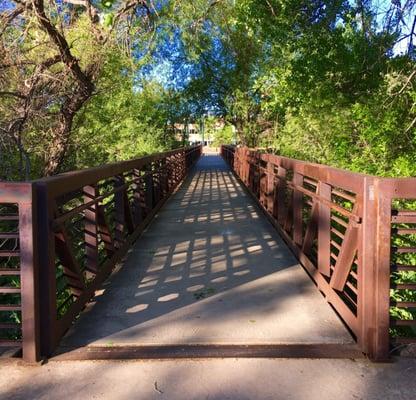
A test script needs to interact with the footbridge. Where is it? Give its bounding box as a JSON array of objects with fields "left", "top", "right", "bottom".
[{"left": 1, "top": 145, "right": 415, "bottom": 362}]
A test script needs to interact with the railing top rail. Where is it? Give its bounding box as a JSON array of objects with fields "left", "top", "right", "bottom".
[
  {"left": 224, "top": 145, "right": 416, "bottom": 190},
  {"left": 29, "top": 145, "right": 200, "bottom": 198},
  {"left": 0, "top": 182, "right": 33, "bottom": 203}
]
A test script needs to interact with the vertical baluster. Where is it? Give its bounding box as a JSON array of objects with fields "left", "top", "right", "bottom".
[
  {"left": 266, "top": 161, "right": 275, "bottom": 214},
  {"left": 83, "top": 185, "right": 98, "bottom": 275},
  {"left": 318, "top": 181, "right": 332, "bottom": 276},
  {"left": 275, "top": 166, "right": 287, "bottom": 225},
  {"left": 132, "top": 169, "right": 144, "bottom": 226},
  {"left": 293, "top": 172, "right": 303, "bottom": 246},
  {"left": 144, "top": 164, "right": 154, "bottom": 212},
  {"left": 114, "top": 175, "right": 134, "bottom": 248}
]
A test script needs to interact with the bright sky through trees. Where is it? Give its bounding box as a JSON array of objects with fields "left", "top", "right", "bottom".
[{"left": 0, "top": 0, "right": 415, "bottom": 180}]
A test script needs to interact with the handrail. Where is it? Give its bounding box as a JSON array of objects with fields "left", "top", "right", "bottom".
[
  {"left": 221, "top": 145, "right": 416, "bottom": 361},
  {"left": 0, "top": 144, "right": 202, "bottom": 362}
]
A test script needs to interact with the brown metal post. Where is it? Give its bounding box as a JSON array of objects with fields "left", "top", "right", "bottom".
[
  {"left": 359, "top": 177, "right": 390, "bottom": 360},
  {"left": 373, "top": 179, "right": 392, "bottom": 360},
  {"left": 36, "top": 182, "right": 58, "bottom": 357},
  {"left": 19, "top": 184, "right": 41, "bottom": 362},
  {"left": 358, "top": 177, "right": 376, "bottom": 356}
]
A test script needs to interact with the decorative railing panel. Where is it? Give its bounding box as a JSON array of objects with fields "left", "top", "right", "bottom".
[
  {"left": 222, "top": 145, "right": 416, "bottom": 360},
  {"left": 0, "top": 183, "right": 39, "bottom": 362},
  {"left": 0, "top": 145, "right": 201, "bottom": 362}
]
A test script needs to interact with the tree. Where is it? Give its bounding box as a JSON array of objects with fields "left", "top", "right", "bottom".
[{"left": 0, "top": 0, "right": 226, "bottom": 178}]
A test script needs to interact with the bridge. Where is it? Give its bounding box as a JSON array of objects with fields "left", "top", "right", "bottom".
[{"left": 0, "top": 145, "right": 415, "bottom": 362}]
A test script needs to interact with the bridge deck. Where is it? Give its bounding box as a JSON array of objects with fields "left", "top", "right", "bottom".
[{"left": 58, "top": 154, "right": 356, "bottom": 357}]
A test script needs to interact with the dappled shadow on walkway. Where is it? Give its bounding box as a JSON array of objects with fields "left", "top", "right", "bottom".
[{"left": 58, "top": 154, "right": 354, "bottom": 349}]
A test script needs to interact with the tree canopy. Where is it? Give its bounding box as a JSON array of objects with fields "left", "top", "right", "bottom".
[{"left": 0, "top": 0, "right": 415, "bottom": 179}]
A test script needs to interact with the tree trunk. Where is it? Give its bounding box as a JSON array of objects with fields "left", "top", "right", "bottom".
[{"left": 43, "top": 89, "right": 92, "bottom": 176}]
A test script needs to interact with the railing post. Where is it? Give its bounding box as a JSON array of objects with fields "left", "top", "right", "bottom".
[
  {"left": 359, "top": 177, "right": 390, "bottom": 360},
  {"left": 19, "top": 184, "right": 41, "bottom": 363},
  {"left": 36, "top": 182, "right": 57, "bottom": 358},
  {"left": 373, "top": 179, "right": 392, "bottom": 359}
]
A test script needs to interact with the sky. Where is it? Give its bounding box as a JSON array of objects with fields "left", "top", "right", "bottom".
[{"left": 1, "top": 0, "right": 414, "bottom": 90}]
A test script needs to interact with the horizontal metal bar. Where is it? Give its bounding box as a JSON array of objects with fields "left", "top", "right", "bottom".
[
  {"left": 392, "top": 247, "right": 416, "bottom": 254},
  {"left": 330, "top": 240, "right": 342, "bottom": 251},
  {"left": 391, "top": 264, "right": 416, "bottom": 272},
  {"left": 331, "top": 215, "right": 349, "bottom": 228},
  {"left": 0, "top": 304, "right": 21, "bottom": 311},
  {"left": 53, "top": 160, "right": 184, "bottom": 228},
  {"left": 331, "top": 226, "right": 345, "bottom": 240},
  {"left": 0, "top": 323, "right": 20, "bottom": 329},
  {"left": 391, "top": 283, "right": 416, "bottom": 290},
  {"left": 0, "top": 250, "right": 20, "bottom": 257},
  {"left": 332, "top": 188, "right": 356, "bottom": 203},
  {"left": 0, "top": 233, "right": 19, "bottom": 239},
  {"left": 0, "top": 287, "right": 21, "bottom": 294},
  {"left": 390, "top": 319, "right": 416, "bottom": 326},
  {"left": 279, "top": 178, "right": 361, "bottom": 223},
  {"left": 303, "top": 177, "right": 317, "bottom": 187},
  {"left": 391, "top": 214, "right": 416, "bottom": 223},
  {"left": 34, "top": 146, "right": 198, "bottom": 197},
  {"left": 391, "top": 337, "right": 416, "bottom": 344},
  {"left": 393, "top": 228, "right": 416, "bottom": 235},
  {"left": 0, "top": 214, "right": 19, "bottom": 221},
  {"left": 390, "top": 301, "right": 416, "bottom": 308},
  {"left": 0, "top": 339, "right": 22, "bottom": 347},
  {"left": 52, "top": 343, "right": 364, "bottom": 361},
  {"left": 0, "top": 269, "right": 20, "bottom": 276}
]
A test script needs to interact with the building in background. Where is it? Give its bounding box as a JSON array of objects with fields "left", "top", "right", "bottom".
[{"left": 174, "top": 118, "right": 235, "bottom": 146}]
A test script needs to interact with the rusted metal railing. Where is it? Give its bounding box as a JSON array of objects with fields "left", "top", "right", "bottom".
[
  {"left": 221, "top": 145, "right": 416, "bottom": 361},
  {"left": 0, "top": 145, "right": 202, "bottom": 362},
  {"left": 0, "top": 184, "right": 40, "bottom": 362}
]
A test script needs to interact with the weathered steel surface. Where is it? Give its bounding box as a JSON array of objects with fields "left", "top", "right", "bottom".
[
  {"left": 221, "top": 145, "right": 416, "bottom": 361},
  {"left": 52, "top": 343, "right": 363, "bottom": 361},
  {"left": 2, "top": 142, "right": 415, "bottom": 362},
  {"left": 55, "top": 154, "right": 355, "bottom": 359},
  {"left": 0, "top": 145, "right": 201, "bottom": 362},
  {"left": 0, "top": 183, "right": 39, "bottom": 362}
]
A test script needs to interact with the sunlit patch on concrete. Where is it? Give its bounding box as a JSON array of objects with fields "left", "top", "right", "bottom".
[
  {"left": 157, "top": 293, "right": 179, "bottom": 302},
  {"left": 126, "top": 304, "right": 148, "bottom": 313}
]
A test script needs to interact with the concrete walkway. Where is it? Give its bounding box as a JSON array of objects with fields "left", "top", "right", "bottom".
[
  {"left": 1, "top": 358, "right": 416, "bottom": 400},
  {"left": 58, "top": 154, "right": 354, "bottom": 354}
]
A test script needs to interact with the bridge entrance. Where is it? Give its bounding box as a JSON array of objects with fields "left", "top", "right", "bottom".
[
  {"left": 54, "top": 153, "right": 357, "bottom": 359},
  {"left": 4, "top": 145, "right": 414, "bottom": 362}
]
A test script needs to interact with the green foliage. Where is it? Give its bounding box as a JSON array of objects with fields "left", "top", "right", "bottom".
[
  {"left": 68, "top": 49, "right": 179, "bottom": 170},
  {"left": 216, "top": 0, "right": 416, "bottom": 177},
  {"left": 212, "top": 124, "right": 235, "bottom": 147}
]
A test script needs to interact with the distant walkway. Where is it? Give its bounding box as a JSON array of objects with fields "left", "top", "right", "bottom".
[{"left": 58, "top": 154, "right": 355, "bottom": 355}]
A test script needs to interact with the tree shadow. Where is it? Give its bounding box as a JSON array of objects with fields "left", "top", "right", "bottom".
[{"left": 57, "top": 154, "right": 353, "bottom": 350}]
